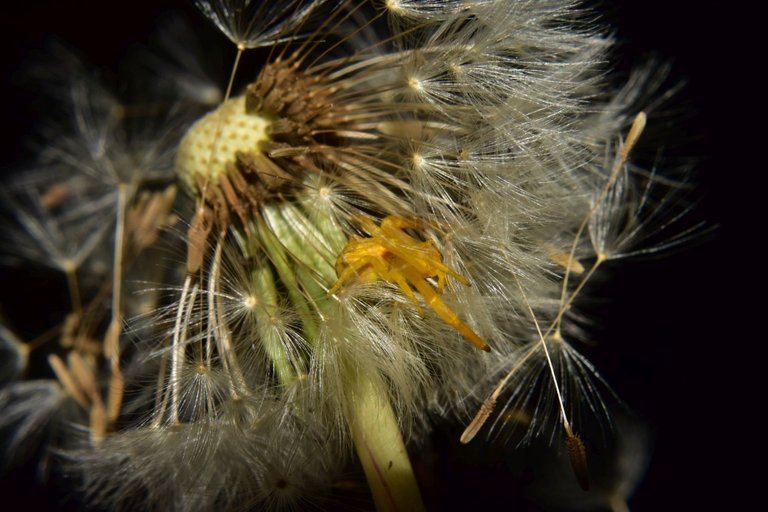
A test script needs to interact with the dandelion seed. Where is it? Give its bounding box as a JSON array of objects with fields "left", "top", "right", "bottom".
[
  {"left": 194, "top": 0, "right": 334, "bottom": 50},
  {"left": 137, "top": 15, "right": 225, "bottom": 108},
  {"left": 0, "top": 322, "right": 30, "bottom": 383},
  {"left": 0, "top": 380, "right": 69, "bottom": 464}
]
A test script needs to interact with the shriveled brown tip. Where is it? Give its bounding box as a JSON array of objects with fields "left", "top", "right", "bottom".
[
  {"left": 104, "top": 317, "right": 121, "bottom": 362},
  {"left": 545, "top": 245, "right": 585, "bottom": 275},
  {"left": 40, "top": 182, "right": 70, "bottom": 210},
  {"left": 567, "top": 432, "right": 590, "bottom": 491},
  {"left": 107, "top": 365, "right": 124, "bottom": 423},
  {"left": 459, "top": 423, "right": 478, "bottom": 445},
  {"left": 89, "top": 402, "right": 107, "bottom": 446},
  {"left": 460, "top": 397, "right": 496, "bottom": 444},
  {"left": 186, "top": 207, "right": 213, "bottom": 274},
  {"left": 481, "top": 344, "right": 491, "bottom": 353}
]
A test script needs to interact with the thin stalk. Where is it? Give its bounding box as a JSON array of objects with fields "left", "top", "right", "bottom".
[
  {"left": 298, "top": 189, "right": 350, "bottom": 254},
  {"left": 62, "top": 260, "right": 82, "bottom": 315},
  {"left": 256, "top": 218, "right": 320, "bottom": 341},
  {"left": 250, "top": 264, "right": 301, "bottom": 386},
  {"left": 150, "top": 350, "right": 170, "bottom": 429},
  {"left": 556, "top": 113, "right": 646, "bottom": 332},
  {"left": 263, "top": 203, "right": 337, "bottom": 284},
  {"left": 106, "top": 183, "right": 129, "bottom": 423},
  {"left": 514, "top": 276, "right": 571, "bottom": 433},
  {"left": 209, "top": 237, "right": 248, "bottom": 395},
  {"left": 170, "top": 276, "right": 196, "bottom": 424}
]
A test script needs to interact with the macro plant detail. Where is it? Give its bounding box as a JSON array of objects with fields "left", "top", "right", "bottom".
[
  {"left": 0, "top": 0, "right": 696, "bottom": 510},
  {"left": 329, "top": 215, "right": 490, "bottom": 352}
]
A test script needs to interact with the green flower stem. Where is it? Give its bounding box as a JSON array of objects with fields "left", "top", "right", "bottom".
[
  {"left": 255, "top": 217, "right": 319, "bottom": 342},
  {"left": 347, "top": 369, "right": 425, "bottom": 512},
  {"left": 299, "top": 201, "right": 348, "bottom": 255},
  {"left": 258, "top": 200, "right": 425, "bottom": 511},
  {"left": 262, "top": 203, "right": 337, "bottom": 283},
  {"left": 250, "top": 265, "right": 302, "bottom": 386}
]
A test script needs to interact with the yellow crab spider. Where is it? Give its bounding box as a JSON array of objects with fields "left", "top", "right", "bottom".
[{"left": 329, "top": 216, "right": 490, "bottom": 352}]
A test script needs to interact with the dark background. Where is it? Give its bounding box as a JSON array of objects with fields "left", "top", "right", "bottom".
[{"left": 0, "top": 1, "right": 745, "bottom": 510}]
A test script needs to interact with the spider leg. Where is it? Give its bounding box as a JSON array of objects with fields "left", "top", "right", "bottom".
[
  {"left": 380, "top": 215, "right": 431, "bottom": 234},
  {"left": 335, "top": 215, "right": 488, "bottom": 351},
  {"left": 328, "top": 264, "right": 360, "bottom": 295},
  {"left": 435, "top": 269, "right": 446, "bottom": 294},
  {"left": 401, "top": 266, "right": 490, "bottom": 352},
  {"left": 329, "top": 240, "right": 385, "bottom": 294},
  {"left": 378, "top": 218, "right": 471, "bottom": 287},
  {"left": 385, "top": 259, "right": 423, "bottom": 314}
]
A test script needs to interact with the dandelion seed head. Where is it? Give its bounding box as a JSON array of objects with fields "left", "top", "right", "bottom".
[
  {"left": 2, "top": 0, "right": 700, "bottom": 508},
  {"left": 165, "top": 0, "right": 639, "bottom": 451}
]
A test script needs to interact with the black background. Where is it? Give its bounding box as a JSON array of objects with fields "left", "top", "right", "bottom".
[{"left": 0, "top": 1, "right": 746, "bottom": 510}]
